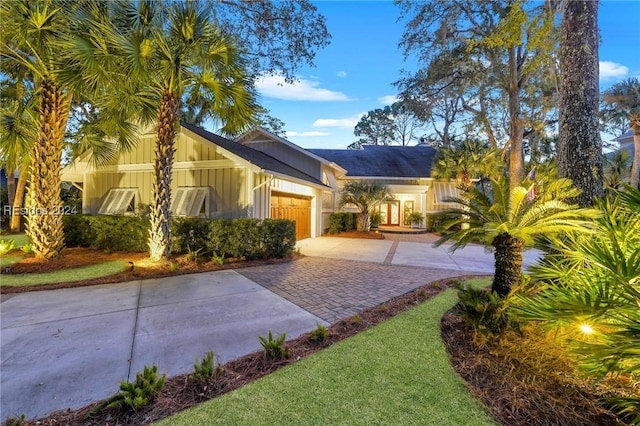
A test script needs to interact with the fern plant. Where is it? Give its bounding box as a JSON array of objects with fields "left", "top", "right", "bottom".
[
  {"left": 454, "top": 282, "right": 519, "bottom": 337},
  {"left": 309, "top": 323, "right": 330, "bottom": 343},
  {"left": 259, "top": 331, "right": 290, "bottom": 360}
]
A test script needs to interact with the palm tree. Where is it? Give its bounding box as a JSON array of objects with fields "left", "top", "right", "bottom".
[
  {"left": 0, "top": 72, "right": 37, "bottom": 232},
  {"left": 602, "top": 78, "right": 640, "bottom": 188},
  {"left": 432, "top": 139, "right": 503, "bottom": 191},
  {"left": 339, "top": 182, "right": 394, "bottom": 232},
  {"left": 0, "top": 0, "right": 78, "bottom": 259},
  {"left": 434, "top": 177, "right": 600, "bottom": 297},
  {"left": 94, "top": 1, "right": 257, "bottom": 260}
]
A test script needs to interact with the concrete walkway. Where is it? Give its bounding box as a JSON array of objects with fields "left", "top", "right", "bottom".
[{"left": 1, "top": 234, "right": 540, "bottom": 421}]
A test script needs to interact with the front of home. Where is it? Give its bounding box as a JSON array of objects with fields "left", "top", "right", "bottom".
[{"left": 62, "top": 124, "right": 460, "bottom": 239}]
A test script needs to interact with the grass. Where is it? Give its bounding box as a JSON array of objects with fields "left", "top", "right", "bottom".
[
  {"left": 0, "top": 256, "right": 23, "bottom": 268},
  {"left": 157, "top": 280, "right": 495, "bottom": 426},
  {"left": 0, "top": 232, "right": 29, "bottom": 248},
  {"left": 0, "top": 260, "right": 128, "bottom": 287}
]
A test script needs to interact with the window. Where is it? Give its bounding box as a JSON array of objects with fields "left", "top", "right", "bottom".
[
  {"left": 98, "top": 188, "right": 137, "bottom": 215},
  {"left": 171, "top": 187, "right": 209, "bottom": 217}
]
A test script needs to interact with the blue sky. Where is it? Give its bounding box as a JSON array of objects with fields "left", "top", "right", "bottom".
[{"left": 253, "top": 0, "right": 640, "bottom": 150}]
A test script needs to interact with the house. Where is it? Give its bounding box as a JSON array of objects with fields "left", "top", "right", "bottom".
[
  {"left": 613, "top": 129, "right": 635, "bottom": 158},
  {"left": 62, "top": 124, "right": 459, "bottom": 239},
  {"left": 309, "top": 143, "right": 460, "bottom": 226}
]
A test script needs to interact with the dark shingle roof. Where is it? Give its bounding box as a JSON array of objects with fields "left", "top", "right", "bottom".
[
  {"left": 181, "top": 123, "right": 326, "bottom": 187},
  {"left": 308, "top": 145, "right": 437, "bottom": 178}
]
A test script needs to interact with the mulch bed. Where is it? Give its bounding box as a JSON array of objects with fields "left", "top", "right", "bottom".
[
  {"left": 0, "top": 249, "right": 302, "bottom": 294},
  {"left": 17, "top": 276, "right": 467, "bottom": 426},
  {"left": 441, "top": 312, "right": 637, "bottom": 426},
  {"left": 323, "top": 230, "right": 385, "bottom": 239}
]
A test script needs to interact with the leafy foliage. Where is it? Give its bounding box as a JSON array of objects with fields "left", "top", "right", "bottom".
[
  {"left": 191, "top": 351, "right": 223, "bottom": 383},
  {"left": 309, "top": 323, "right": 331, "bottom": 343},
  {"left": 435, "top": 177, "right": 599, "bottom": 296},
  {"left": 454, "top": 282, "right": 519, "bottom": 338},
  {"left": 328, "top": 212, "right": 358, "bottom": 234},
  {"left": 339, "top": 183, "right": 394, "bottom": 232},
  {"left": 0, "top": 239, "right": 15, "bottom": 255},
  {"left": 514, "top": 187, "right": 640, "bottom": 422},
  {"left": 259, "top": 331, "right": 290, "bottom": 360},
  {"left": 105, "top": 365, "right": 166, "bottom": 412}
]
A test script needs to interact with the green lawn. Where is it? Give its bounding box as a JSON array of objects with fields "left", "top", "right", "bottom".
[
  {"left": 0, "top": 232, "right": 30, "bottom": 248},
  {"left": 157, "top": 279, "right": 495, "bottom": 426},
  {"left": 0, "top": 256, "right": 23, "bottom": 268},
  {"left": 0, "top": 260, "right": 128, "bottom": 287}
]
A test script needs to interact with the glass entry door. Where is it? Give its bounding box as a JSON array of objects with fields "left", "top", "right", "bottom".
[{"left": 379, "top": 201, "right": 400, "bottom": 226}]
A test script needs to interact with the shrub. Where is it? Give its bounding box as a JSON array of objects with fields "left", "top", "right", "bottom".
[
  {"left": 191, "top": 351, "right": 223, "bottom": 382},
  {"left": 208, "top": 218, "right": 234, "bottom": 257},
  {"left": 230, "top": 218, "right": 262, "bottom": 259},
  {"left": 424, "top": 214, "right": 445, "bottom": 232},
  {"left": 309, "top": 323, "right": 330, "bottom": 343},
  {"left": 407, "top": 211, "right": 424, "bottom": 226},
  {"left": 455, "top": 282, "right": 519, "bottom": 337},
  {"left": 370, "top": 211, "right": 382, "bottom": 228},
  {"left": 62, "top": 214, "right": 94, "bottom": 247},
  {"left": 260, "top": 219, "right": 296, "bottom": 258},
  {"left": 104, "top": 365, "right": 166, "bottom": 411},
  {"left": 171, "top": 217, "right": 211, "bottom": 254},
  {"left": 20, "top": 243, "right": 32, "bottom": 254},
  {"left": 64, "top": 215, "right": 148, "bottom": 252},
  {"left": 259, "top": 331, "right": 290, "bottom": 360},
  {"left": 328, "top": 212, "right": 358, "bottom": 234}
]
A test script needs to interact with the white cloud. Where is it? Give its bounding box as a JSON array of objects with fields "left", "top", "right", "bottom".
[
  {"left": 286, "top": 131, "right": 331, "bottom": 137},
  {"left": 336, "top": 70, "right": 347, "bottom": 78},
  {"left": 312, "top": 114, "right": 364, "bottom": 128},
  {"left": 600, "top": 61, "right": 629, "bottom": 79},
  {"left": 378, "top": 95, "right": 398, "bottom": 105},
  {"left": 255, "top": 75, "right": 350, "bottom": 101}
]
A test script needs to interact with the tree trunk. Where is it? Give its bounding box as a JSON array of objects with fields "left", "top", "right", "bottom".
[
  {"left": 508, "top": 45, "right": 525, "bottom": 189},
  {"left": 10, "top": 166, "right": 28, "bottom": 232},
  {"left": 148, "top": 90, "right": 179, "bottom": 261},
  {"left": 557, "top": 0, "right": 603, "bottom": 206},
  {"left": 357, "top": 212, "right": 371, "bottom": 232},
  {"left": 26, "top": 79, "right": 69, "bottom": 260},
  {"left": 491, "top": 232, "right": 524, "bottom": 298},
  {"left": 630, "top": 124, "right": 640, "bottom": 188}
]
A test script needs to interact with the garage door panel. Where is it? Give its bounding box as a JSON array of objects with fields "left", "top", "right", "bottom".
[{"left": 271, "top": 192, "right": 311, "bottom": 240}]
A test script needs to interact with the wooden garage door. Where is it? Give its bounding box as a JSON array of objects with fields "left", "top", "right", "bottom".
[{"left": 271, "top": 192, "right": 311, "bottom": 240}]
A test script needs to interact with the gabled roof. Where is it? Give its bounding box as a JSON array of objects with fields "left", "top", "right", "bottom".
[
  {"left": 308, "top": 144, "right": 437, "bottom": 178},
  {"left": 614, "top": 129, "right": 633, "bottom": 143},
  {"left": 181, "top": 122, "right": 327, "bottom": 188}
]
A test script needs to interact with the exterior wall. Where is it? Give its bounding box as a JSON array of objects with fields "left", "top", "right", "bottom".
[{"left": 83, "top": 131, "right": 250, "bottom": 218}]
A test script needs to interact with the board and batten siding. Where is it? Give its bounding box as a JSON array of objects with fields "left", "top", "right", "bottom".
[
  {"left": 84, "top": 131, "right": 250, "bottom": 218},
  {"left": 242, "top": 138, "right": 322, "bottom": 181}
]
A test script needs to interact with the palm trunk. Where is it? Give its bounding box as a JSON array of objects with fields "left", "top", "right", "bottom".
[
  {"left": 491, "top": 232, "right": 524, "bottom": 298},
  {"left": 630, "top": 124, "right": 640, "bottom": 188},
  {"left": 148, "top": 90, "right": 179, "bottom": 261},
  {"left": 6, "top": 167, "right": 16, "bottom": 214},
  {"left": 357, "top": 212, "right": 371, "bottom": 232},
  {"left": 10, "top": 166, "right": 28, "bottom": 232},
  {"left": 26, "top": 79, "right": 69, "bottom": 260}
]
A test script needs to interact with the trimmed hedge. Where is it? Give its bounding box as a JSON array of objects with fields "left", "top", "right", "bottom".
[
  {"left": 328, "top": 212, "right": 358, "bottom": 234},
  {"left": 64, "top": 215, "right": 296, "bottom": 259}
]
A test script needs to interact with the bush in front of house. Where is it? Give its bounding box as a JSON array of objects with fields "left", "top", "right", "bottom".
[
  {"left": 328, "top": 212, "right": 358, "bottom": 233},
  {"left": 63, "top": 214, "right": 148, "bottom": 251},
  {"left": 64, "top": 215, "right": 295, "bottom": 259}
]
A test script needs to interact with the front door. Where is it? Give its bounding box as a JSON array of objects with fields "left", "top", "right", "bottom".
[{"left": 379, "top": 201, "right": 400, "bottom": 226}]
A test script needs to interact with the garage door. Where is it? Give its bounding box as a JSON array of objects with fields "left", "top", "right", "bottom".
[{"left": 271, "top": 192, "right": 312, "bottom": 241}]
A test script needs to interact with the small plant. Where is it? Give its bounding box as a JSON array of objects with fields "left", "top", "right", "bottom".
[
  {"left": 20, "top": 243, "right": 32, "bottom": 254},
  {"left": 258, "top": 330, "right": 290, "bottom": 360},
  {"left": 309, "top": 323, "right": 331, "bottom": 343},
  {"left": 407, "top": 211, "right": 424, "bottom": 227},
  {"left": 170, "top": 262, "right": 180, "bottom": 272},
  {"left": 454, "top": 283, "right": 518, "bottom": 337},
  {"left": 104, "top": 365, "right": 166, "bottom": 411},
  {"left": 211, "top": 252, "right": 224, "bottom": 265},
  {"left": 0, "top": 239, "right": 16, "bottom": 255},
  {"left": 4, "top": 414, "right": 26, "bottom": 426},
  {"left": 186, "top": 246, "right": 203, "bottom": 262},
  {"left": 191, "top": 351, "right": 223, "bottom": 382},
  {"left": 350, "top": 314, "right": 363, "bottom": 325}
]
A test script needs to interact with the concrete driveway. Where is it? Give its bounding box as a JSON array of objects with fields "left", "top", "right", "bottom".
[
  {"left": 1, "top": 233, "right": 540, "bottom": 421},
  {"left": 1, "top": 271, "right": 326, "bottom": 420}
]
